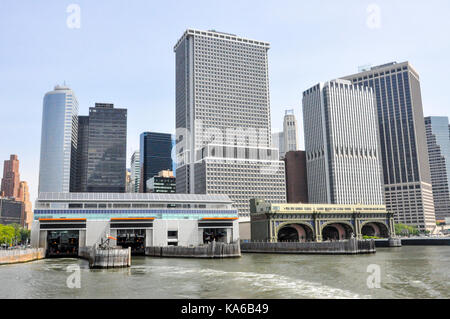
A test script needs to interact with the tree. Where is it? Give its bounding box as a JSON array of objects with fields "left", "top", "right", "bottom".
[
  {"left": 0, "top": 224, "right": 15, "bottom": 246},
  {"left": 394, "top": 223, "right": 420, "bottom": 236}
]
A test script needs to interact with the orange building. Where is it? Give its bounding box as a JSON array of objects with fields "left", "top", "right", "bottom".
[
  {"left": 1, "top": 155, "right": 33, "bottom": 229},
  {"left": 1, "top": 154, "right": 20, "bottom": 199}
]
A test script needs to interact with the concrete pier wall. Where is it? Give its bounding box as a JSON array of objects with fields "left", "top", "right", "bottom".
[
  {"left": 79, "top": 246, "right": 131, "bottom": 268},
  {"left": 145, "top": 241, "right": 241, "bottom": 258},
  {"left": 241, "top": 238, "right": 376, "bottom": 254},
  {"left": 0, "top": 248, "right": 45, "bottom": 265}
]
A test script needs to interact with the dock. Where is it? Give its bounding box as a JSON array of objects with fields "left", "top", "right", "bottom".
[
  {"left": 0, "top": 248, "right": 45, "bottom": 265},
  {"left": 145, "top": 241, "right": 241, "bottom": 258},
  {"left": 79, "top": 246, "right": 131, "bottom": 268},
  {"left": 240, "top": 238, "right": 376, "bottom": 254}
]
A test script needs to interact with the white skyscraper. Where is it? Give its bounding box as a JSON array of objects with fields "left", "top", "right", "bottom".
[
  {"left": 38, "top": 85, "right": 79, "bottom": 193},
  {"left": 302, "top": 79, "right": 384, "bottom": 205},
  {"left": 130, "top": 150, "right": 140, "bottom": 193},
  {"left": 174, "top": 29, "right": 286, "bottom": 232},
  {"left": 283, "top": 109, "right": 299, "bottom": 154}
]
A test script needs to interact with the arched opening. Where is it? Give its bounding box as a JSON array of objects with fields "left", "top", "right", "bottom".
[
  {"left": 277, "top": 224, "right": 314, "bottom": 242},
  {"left": 322, "top": 223, "right": 353, "bottom": 241},
  {"left": 361, "top": 222, "right": 389, "bottom": 238}
]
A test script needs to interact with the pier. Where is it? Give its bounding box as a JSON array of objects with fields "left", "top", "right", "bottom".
[
  {"left": 145, "top": 241, "right": 241, "bottom": 258},
  {"left": 240, "top": 238, "right": 376, "bottom": 254},
  {"left": 0, "top": 248, "right": 45, "bottom": 265},
  {"left": 79, "top": 246, "right": 131, "bottom": 268}
]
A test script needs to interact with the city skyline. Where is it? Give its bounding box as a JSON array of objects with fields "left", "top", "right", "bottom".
[{"left": 2, "top": 1, "right": 450, "bottom": 206}]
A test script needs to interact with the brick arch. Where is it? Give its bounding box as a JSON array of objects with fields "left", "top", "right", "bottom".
[
  {"left": 320, "top": 221, "right": 355, "bottom": 241},
  {"left": 360, "top": 221, "right": 390, "bottom": 238},
  {"left": 276, "top": 222, "right": 315, "bottom": 242}
]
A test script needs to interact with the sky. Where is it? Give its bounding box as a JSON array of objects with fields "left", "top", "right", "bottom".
[{"left": 1, "top": 0, "right": 450, "bottom": 206}]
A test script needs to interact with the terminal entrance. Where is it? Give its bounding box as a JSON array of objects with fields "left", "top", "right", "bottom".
[
  {"left": 277, "top": 224, "right": 314, "bottom": 242},
  {"left": 46, "top": 230, "right": 79, "bottom": 257},
  {"left": 322, "top": 223, "right": 353, "bottom": 241},
  {"left": 116, "top": 229, "right": 146, "bottom": 255},
  {"left": 203, "top": 228, "right": 227, "bottom": 243}
]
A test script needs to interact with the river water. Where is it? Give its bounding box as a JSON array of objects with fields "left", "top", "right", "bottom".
[{"left": 0, "top": 246, "right": 449, "bottom": 299}]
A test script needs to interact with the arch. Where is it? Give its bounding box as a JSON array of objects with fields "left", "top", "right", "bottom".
[
  {"left": 321, "top": 222, "right": 354, "bottom": 241},
  {"left": 277, "top": 223, "right": 314, "bottom": 242},
  {"left": 360, "top": 221, "right": 390, "bottom": 238}
]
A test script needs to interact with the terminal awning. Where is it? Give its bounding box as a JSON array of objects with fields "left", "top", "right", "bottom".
[
  {"left": 39, "top": 218, "right": 86, "bottom": 229},
  {"left": 110, "top": 218, "right": 154, "bottom": 229},
  {"left": 198, "top": 218, "right": 237, "bottom": 228}
]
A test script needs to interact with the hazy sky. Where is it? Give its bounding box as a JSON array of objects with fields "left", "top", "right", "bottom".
[{"left": 1, "top": 0, "right": 450, "bottom": 205}]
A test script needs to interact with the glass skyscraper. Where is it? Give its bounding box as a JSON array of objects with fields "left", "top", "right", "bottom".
[
  {"left": 76, "top": 103, "right": 128, "bottom": 193},
  {"left": 140, "top": 132, "right": 173, "bottom": 193},
  {"left": 342, "top": 62, "right": 436, "bottom": 231},
  {"left": 425, "top": 116, "right": 450, "bottom": 220},
  {"left": 38, "top": 85, "right": 79, "bottom": 193}
]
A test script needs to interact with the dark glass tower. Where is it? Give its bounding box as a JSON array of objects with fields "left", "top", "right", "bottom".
[
  {"left": 79, "top": 103, "right": 127, "bottom": 193},
  {"left": 140, "top": 132, "right": 173, "bottom": 193},
  {"left": 342, "top": 62, "right": 436, "bottom": 231},
  {"left": 73, "top": 116, "right": 89, "bottom": 192}
]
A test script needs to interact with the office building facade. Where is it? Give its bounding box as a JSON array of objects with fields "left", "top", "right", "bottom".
[
  {"left": 140, "top": 132, "right": 173, "bottom": 193},
  {"left": 147, "top": 170, "right": 176, "bottom": 193},
  {"left": 1, "top": 155, "right": 20, "bottom": 199},
  {"left": 130, "top": 150, "right": 140, "bottom": 193},
  {"left": 342, "top": 62, "right": 436, "bottom": 231},
  {"left": 174, "top": 29, "right": 286, "bottom": 224},
  {"left": 38, "top": 85, "right": 79, "bottom": 193},
  {"left": 283, "top": 109, "right": 299, "bottom": 155},
  {"left": 302, "top": 79, "right": 384, "bottom": 205},
  {"left": 78, "top": 103, "right": 127, "bottom": 193},
  {"left": 425, "top": 116, "right": 450, "bottom": 219},
  {"left": 0, "top": 197, "right": 24, "bottom": 226},
  {"left": 284, "top": 150, "right": 308, "bottom": 203},
  {"left": 271, "top": 132, "right": 285, "bottom": 159}
]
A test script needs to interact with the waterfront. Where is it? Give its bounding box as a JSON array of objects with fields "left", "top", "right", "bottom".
[{"left": 0, "top": 246, "right": 449, "bottom": 299}]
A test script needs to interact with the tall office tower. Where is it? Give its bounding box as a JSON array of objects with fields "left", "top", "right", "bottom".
[
  {"left": 425, "top": 116, "right": 450, "bottom": 220},
  {"left": 140, "top": 132, "right": 173, "bottom": 193},
  {"left": 271, "top": 132, "right": 285, "bottom": 158},
  {"left": 302, "top": 79, "right": 384, "bottom": 205},
  {"left": 174, "top": 29, "right": 286, "bottom": 228},
  {"left": 38, "top": 85, "right": 79, "bottom": 193},
  {"left": 283, "top": 109, "right": 299, "bottom": 154},
  {"left": 18, "top": 181, "right": 33, "bottom": 230},
  {"left": 1, "top": 155, "right": 20, "bottom": 199},
  {"left": 130, "top": 150, "right": 140, "bottom": 193},
  {"left": 342, "top": 62, "right": 436, "bottom": 231},
  {"left": 85, "top": 103, "right": 127, "bottom": 193},
  {"left": 74, "top": 115, "right": 89, "bottom": 192}
]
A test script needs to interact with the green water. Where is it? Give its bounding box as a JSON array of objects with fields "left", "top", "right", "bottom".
[{"left": 0, "top": 246, "right": 449, "bottom": 299}]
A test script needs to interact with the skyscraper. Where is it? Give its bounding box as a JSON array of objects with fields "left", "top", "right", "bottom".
[
  {"left": 86, "top": 103, "right": 127, "bottom": 192},
  {"left": 303, "top": 79, "right": 384, "bottom": 205},
  {"left": 38, "top": 85, "right": 79, "bottom": 193},
  {"left": 174, "top": 29, "right": 286, "bottom": 225},
  {"left": 140, "top": 132, "right": 173, "bottom": 193},
  {"left": 283, "top": 109, "right": 299, "bottom": 154},
  {"left": 342, "top": 62, "right": 436, "bottom": 231},
  {"left": 74, "top": 115, "right": 89, "bottom": 192},
  {"left": 425, "top": 116, "right": 450, "bottom": 220},
  {"left": 130, "top": 150, "right": 140, "bottom": 193},
  {"left": 1, "top": 155, "right": 20, "bottom": 199}
]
